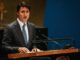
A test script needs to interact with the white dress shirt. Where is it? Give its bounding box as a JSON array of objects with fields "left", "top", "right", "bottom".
[{"left": 17, "top": 18, "right": 29, "bottom": 42}]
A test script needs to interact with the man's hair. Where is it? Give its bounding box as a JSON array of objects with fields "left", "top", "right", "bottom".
[{"left": 16, "top": 1, "right": 31, "bottom": 12}]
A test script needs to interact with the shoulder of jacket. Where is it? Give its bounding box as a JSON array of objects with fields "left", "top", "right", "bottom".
[
  {"left": 7, "top": 21, "right": 17, "bottom": 28},
  {"left": 28, "top": 22, "right": 41, "bottom": 28}
]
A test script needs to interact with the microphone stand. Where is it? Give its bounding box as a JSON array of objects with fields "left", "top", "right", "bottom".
[{"left": 32, "top": 34, "right": 62, "bottom": 50}]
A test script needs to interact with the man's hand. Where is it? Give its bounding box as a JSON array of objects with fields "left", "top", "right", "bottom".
[
  {"left": 31, "top": 48, "right": 43, "bottom": 53},
  {"left": 18, "top": 47, "right": 31, "bottom": 53}
]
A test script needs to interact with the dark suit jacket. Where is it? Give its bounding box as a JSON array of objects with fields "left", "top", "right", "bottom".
[{"left": 2, "top": 21, "right": 47, "bottom": 54}]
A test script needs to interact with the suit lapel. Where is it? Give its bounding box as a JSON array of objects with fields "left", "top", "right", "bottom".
[
  {"left": 14, "top": 21, "right": 26, "bottom": 46},
  {"left": 27, "top": 22, "right": 34, "bottom": 42},
  {"left": 13, "top": 21, "right": 34, "bottom": 48}
]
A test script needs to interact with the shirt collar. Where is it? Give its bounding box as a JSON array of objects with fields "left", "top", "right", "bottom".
[
  {"left": 17, "top": 18, "right": 28, "bottom": 25},
  {"left": 17, "top": 18, "right": 24, "bottom": 27},
  {"left": 17, "top": 18, "right": 27, "bottom": 30}
]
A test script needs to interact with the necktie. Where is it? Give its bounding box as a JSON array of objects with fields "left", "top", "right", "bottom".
[{"left": 22, "top": 24, "right": 28, "bottom": 45}]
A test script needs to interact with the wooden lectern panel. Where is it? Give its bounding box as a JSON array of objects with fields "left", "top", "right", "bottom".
[{"left": 8, "top": 48, "right": 78, "bottom": 59}]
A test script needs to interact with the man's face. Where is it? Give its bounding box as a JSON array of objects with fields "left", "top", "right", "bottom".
[{"left": 17, "top": 7, "right": 30, "bottom": 22}]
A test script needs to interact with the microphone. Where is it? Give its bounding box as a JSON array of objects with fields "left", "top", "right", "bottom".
[
  {"left": 35, "top": 28, "right": 62, "bottom": 48},
  {"left": 40, "top": 34, "right": 62, "bottom": 48},
  {"left": 35, "top": 28, "right": 67, "bottom": 50},
  {"left": 32, "top": 35, "right": 48, "bottom": 50}
]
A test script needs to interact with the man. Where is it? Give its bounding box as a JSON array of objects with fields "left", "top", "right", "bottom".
[{"left": 2, "top": 1, "right": 47, "bottom": 59}]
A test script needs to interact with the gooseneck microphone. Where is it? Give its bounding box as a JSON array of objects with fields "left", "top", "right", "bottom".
[{"left": 40, "top": 34, "right": 62, "bottom": 47}]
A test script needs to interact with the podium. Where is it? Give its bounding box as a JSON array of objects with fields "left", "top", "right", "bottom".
[{"left": 8, "top": 48, "right": 79, "bottom": 59}]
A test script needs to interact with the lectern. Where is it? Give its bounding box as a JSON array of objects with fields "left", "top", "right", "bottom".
[{"left": 8, "top": 48, "right": 79, "bottom": 59}]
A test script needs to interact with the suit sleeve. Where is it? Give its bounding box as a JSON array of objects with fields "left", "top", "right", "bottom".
[{"left": 2, "top": 27, "right": 19, "bottom": 53}]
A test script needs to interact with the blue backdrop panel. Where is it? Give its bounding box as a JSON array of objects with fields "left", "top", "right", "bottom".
[{"left": 44, "top": 0, "right": 80, "bottom": 49}]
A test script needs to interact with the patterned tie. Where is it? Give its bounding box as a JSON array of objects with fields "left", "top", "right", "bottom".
[{"left": 22, "top": 24, "right": 28, "bottom": 45}]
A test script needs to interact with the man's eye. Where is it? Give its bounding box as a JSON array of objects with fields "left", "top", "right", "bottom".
[
  {"left": 26, "top": 11, "right": 29, "bottom": 13},
  {"left": 21, "top": 11, "right": 25, "bottom": 13}
]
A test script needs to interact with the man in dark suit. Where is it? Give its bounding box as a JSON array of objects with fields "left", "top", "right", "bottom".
[{"left": 2, "top": 1, "right": 47, "bottom": 59}]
